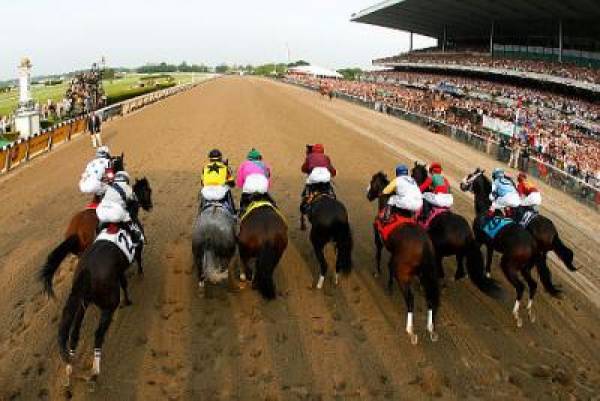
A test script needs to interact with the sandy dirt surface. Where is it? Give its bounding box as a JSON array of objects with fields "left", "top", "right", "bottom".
[{"left": 0, "top": 77, "right": 599, "bottom": 401}]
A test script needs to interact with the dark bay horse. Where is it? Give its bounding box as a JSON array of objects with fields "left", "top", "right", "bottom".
[
  {"left": 411, "top": 163, "right": 500, "bottom": 297},
  {"left": 300, "top": 182, "right": 352, "bottom": 289},
  {"left": 48, "top": 178, "right": 153, "bottom": 390},
  {"left": 460, "top": 169, "right": 557, "bottom": 327},
  {"left": 40, "top": 175, "right": 152, "bottom": 298},
  {"left": 238, "top": 194, "right": 288, "bottom": 300},
  {"left": 39, "top": 155, "right": 125, "bottom": 295},
  {"left": 367, "top": 172, "right": 440, "bottom": 344}
]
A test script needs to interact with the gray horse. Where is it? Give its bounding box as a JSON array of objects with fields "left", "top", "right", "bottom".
[{"left": 192, "top": 201, "right": 237, "bottom": 288}]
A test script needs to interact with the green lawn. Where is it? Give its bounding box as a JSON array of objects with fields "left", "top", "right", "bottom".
[{"left": 0, "top": 73, "right": 205, "bottom": 117}]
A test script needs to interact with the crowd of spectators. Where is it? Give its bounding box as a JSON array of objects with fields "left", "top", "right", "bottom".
[
  {"left": 66, "top": 67, "right": 106, "bottom": 116},
  {"left": 284, "top": 71, "right": 600, "bottom": 187},
  {"left": 376, "top": 52, "right": 600, "bottom": 85}
]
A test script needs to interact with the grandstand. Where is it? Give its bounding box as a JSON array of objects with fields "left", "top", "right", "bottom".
[{"left": 351, "top": 0, "right": 600, "bottom": 94}]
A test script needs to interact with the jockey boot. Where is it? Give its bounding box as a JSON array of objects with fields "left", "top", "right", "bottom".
[{"left": 420, "top": 200, "right": 431, "bottom": 223}]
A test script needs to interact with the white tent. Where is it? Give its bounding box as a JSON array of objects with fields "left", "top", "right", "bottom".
[{"left": 288, "top": 65, "right": 343, "bottom": 79}]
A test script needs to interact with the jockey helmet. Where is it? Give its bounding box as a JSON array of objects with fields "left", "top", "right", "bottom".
[
  {"left": 492, "top": 168, "right": 505, "bottom": 179},
  {"left": 395, "top": 164, "right": 409, "bottom": 177},
  {"left": 96, "top": 146, "right": 111, "bottom": 159},
  {"left": 429, "top": 162, "right": 442, "bottom": 174},
  {"left": 114, "top": 171, "right": 130, "bottom": 184},
  {"left": 208, "top": 149, "right": 222, "bottom": 161},
  {"left": 517, "top": 172, "right": 527, "bottom": 181},
  {"left": 312, "top": 144, "right": 324, "bottom": 153},
  {"left": 247, "top": 148, "right": 261, "bottom": 161}
]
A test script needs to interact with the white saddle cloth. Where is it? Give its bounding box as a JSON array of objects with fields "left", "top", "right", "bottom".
[{"left": 96, "top": 228, "right": 143, "bottom": 264}]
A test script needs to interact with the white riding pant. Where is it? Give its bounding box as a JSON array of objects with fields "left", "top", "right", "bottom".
[
  {"left": 491, "top": 192, "right": 521, "bottom": 210},
  {"left": 242, "top": 174, "right": 269, "bottom": 194},
  {"left": 521, "top": 192, "right": 542, "bottom": 207},
  {"left": 423, "top": 192, "right": 454, "bottom": 208},
  {"left": 79, "top": 177, "right": 107, "bottom": 197},
  {"left": 306, "top": 167, "right": 331, "bottom": 184},
  {"left": 96, "top": 201, "right": 131, "bottom": 223},
  {"left": 388, "top": 194, "right": 423, "bottom": 212},
  {"left": 201, "top": 185, "right": 229, "bottom": 201}
]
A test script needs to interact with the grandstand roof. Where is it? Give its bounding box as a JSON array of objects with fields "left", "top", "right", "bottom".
[
  {"left": 351, "top": 0, "right": 600, "bottom": 39},
  {"left": 288, "top": 65, "right": 342, "bottom": 79}
]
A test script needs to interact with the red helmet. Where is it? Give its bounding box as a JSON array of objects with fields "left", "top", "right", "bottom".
[
  {"left": 429, "top": 162, "right": 442, "bottom": 174},
  {"left": 312, "top": 143, "right": 324, "bottom": 153},
  {"left": 518, "top": 172, "right": 527, "bottom": 181}
]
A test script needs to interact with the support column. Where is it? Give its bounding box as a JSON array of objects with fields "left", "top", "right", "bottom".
[
  {"left": 558, "top": 19, "right": 563, "bottom": 63},
  {"left": 442, "top": 25, "right": 447, "bottom": 52},
  {"left": 490, "top": 20, "right": 495, "bottom": 56},
  {"left": 409, "top": 31, "right": 413, "bottom": 52}
]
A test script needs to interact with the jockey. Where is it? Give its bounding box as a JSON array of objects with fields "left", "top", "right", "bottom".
[
  {"left": 489, "top": 168, "right": 521, "bottom": 216},
  {"left": 79, "top": 146, "right": 113, "bottom": 203},
  {"left": 517, "top": 172, "right": 541, "bottom": 211},
  {"left": 382, "top": 164, "right": 423, "bottom": 220},
  {"left": 418, "top": 162, "right": 453, "bottom": 221},
  {"left": 96, "top": 171, "right": 141, "bottom": 243},
  {"left": 200, "top": 149, "right": 236, "bottom": 213},
  {"left": 236, "top": 148, "right": 276, "bottom": 214},
  {"left": 300, "top": 143, "right": 336, "bottom": 214}
]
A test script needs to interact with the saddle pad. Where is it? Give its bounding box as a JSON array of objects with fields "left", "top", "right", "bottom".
[
  {"left": 86, "top": 202, "right": 99, "bottom": 210},
  {"left": 96, "top": 228, "right": 141, "bottom": 263},
  {"left": 482, "top": 217, "right": 513, "bottom": 240},
  {"left": 518, "top": 210, "right": 538, "bottom": 228},
  {"left": 417, "top": 207, "right": 449, "bottom": 230},
  {"left": 240, "top": 200, "right": 286, "bottom": 223},
  {"left": 375, "top": 212, "right": 416, "bottom": 243}
]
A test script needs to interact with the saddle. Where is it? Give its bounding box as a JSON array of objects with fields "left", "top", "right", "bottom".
[
  {"left": 240, "top": 200, "right": 286, "bottom": 223},
  {"left": 416, "top": 206, "right": 449, "bottom": 230},
  {"left": 202, "top": 200, "right": 235, "bottom": 216},
  {"left": 375, "top": 210, "right": 416, "bottom": 243},
  {"left": 301, "top": 187, "right": 336, "bottom": 214}
]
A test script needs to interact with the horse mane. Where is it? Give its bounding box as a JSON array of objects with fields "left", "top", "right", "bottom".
[{"left": 411, "top": 163, "right": 428, "bottom": 185}]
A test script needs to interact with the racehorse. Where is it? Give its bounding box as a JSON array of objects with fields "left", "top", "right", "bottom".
[
  {"left": 237, "top": 194, "right": 288, "bottom": 300},
  {"left": 39, "top": 154, "right": 125, "bottom": 296},
  {"left": 40, "top": 174, "right": 152, "bottom": 298},
  {"left": 192, "top": 197, "right": 237, "bottom": 289},
  {"left": 319, "top": 83, "right": 334, "bottom": 100},
  {"left": 460, "top": 169, "right": 558, "bottom": 327},
  {"left": 300, "top": 182, "right": 352, "bottom": 289},
  {"left": 367, "top": 172, "right": 440, "bottom": 344},
  {"left": 411, "top": 163, "right": 500, "bottom": 297},
  {"left": 49, "top": 177, "right": 153, "bottom": 391}
]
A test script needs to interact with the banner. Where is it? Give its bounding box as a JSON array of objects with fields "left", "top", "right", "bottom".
[
  {"left": 482, "top": 115, "right": 515, "bottom": 137},
  {"left": 27, "top": 132, "right": 50, "bottom": 158},
  {"left": 70, "top": 118, "right": 86, "bottom": 138}
]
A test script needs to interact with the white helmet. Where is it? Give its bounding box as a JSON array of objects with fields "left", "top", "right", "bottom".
[
  {"left": 96, "top": 146, "right": 111, "bottom": 159},
  {"left": 114, "top": 171, "right": 130, "bottom": 184}
]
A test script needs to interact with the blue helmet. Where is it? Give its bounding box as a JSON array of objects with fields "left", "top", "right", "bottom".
[
  {"left": 395, "top": 164, "right": 409, "bottom": 177},
  {"left": 492, "top": 168, "right": 505, "bottom": 179}
]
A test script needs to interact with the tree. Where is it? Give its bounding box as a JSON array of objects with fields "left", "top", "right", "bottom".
[
  {"left": 288, "top": 60, "right": 310, "bottom": 67},
  {"left": 337, "top": 68, "right": 363, "bottom": 81},
  {"left": 215, "top": 64, "right": 230, "bottom": 74}
]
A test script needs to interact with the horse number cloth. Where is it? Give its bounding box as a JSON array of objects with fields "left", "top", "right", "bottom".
[
  {"left": 240, "top": 200, "right": 286, "bottom": 223},
  {"left": 481, "top": 216, "right": 513, "bottom": 239},
  {"left": 96, "top": 227, "right": 142, "bottom": 263}
]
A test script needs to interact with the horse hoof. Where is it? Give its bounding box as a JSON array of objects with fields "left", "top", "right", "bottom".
[
  {"left": 87, "top": 376, "right": 98, "bottom": 393},
  {"left": 429, "top": 331, "right": 439, "bottom": 342},
  {"left": 485, "top": 272, "right": 492, "bottom": 279},
  {"left": 409, "top": 333, "right": 419, "bottom": 345},
  {"left": 515, "top": 317, "right": 523, "bottom": 328},
  {"left": 316, "top": 276, "right": 325, "bottom": 290},
  {"left": 63, "top": 386, "right": 73, "bottom": 399},
  {"left": 372, "top": 271, "right": 379, "bottom": 278},
  {"left": 528, "top": 310, "right": 536, "bottom": 323},
  {"left": 239, "top": 273, "right": 247, "bottom": 282},
  {"left": 120, "top": 301, "right": 132, "bottom": 308}
]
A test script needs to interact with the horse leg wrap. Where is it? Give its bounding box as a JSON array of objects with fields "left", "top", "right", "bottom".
[
  {"left": 527, "top": 299, "right": 535, "bottom": 322},
  {"left": 92, "top": 348, "right": 101, "bottom": 376},
  {"left": 316, "top": 275, "right": 325, "bottom": 290},
  {"left": 512, "top": 300, "right": 523, "bottom": 327},
  {"left": 427, "top": 309, "right": 439, "bottom": 342},
  {"left": 334, "top": 273, "right": 339, "bottom": 286},
  {"left": 406, "top": 312, "right": 418, "bottom": 345}
]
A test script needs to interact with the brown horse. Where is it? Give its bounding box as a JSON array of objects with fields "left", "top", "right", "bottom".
[
  {"left": 319, "top": 84, "right": 333, "bottom": 100},
  {"left": 238, "top": 194, "right": 288, "bottom": 300},
  {"left": 39, "top": 156, "right": 125, "bottom": 297},
  {"left": 367, "top": 172, "right": 440, "bottom": 344}
]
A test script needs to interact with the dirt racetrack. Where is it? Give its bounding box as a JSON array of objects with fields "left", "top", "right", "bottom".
[{"left": 0, "top": 77, "right": 599, "bottom": 401}]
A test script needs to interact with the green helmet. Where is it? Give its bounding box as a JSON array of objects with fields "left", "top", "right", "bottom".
[{"left": 247, "top": 148, "right": 261, "bottom": 161}]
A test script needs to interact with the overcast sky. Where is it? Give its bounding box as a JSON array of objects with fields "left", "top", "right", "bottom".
[{"left": 0, "top": 0, "right": 436, "bottom": 80}]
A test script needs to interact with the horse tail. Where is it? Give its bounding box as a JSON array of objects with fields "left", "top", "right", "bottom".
[
  {"left": 58, "top": 268, "right": 89, "bottom": 362},
  {"left": 465, "top": 240, "right": 503, "bottom": 298},
  {"left": 552, "top": 234, "right": 576, "bottom": 272},
  {"left": 255, "top": 243, "right": 281, "bottom": 300},
  {"left": 333, "top": 220, "right": 353, "bottom": 275},
  {"left": 39, "top": 235, "right": 79, "bottom": 298},
  {"left": 420, "top": 242, "right": 440, "bottom": 312}
]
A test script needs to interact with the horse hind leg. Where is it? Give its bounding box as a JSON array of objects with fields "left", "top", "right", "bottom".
[
  {"left": 501, "top": 256, "right": 526, "bottom": 328},
  {"left": 90, "top": 309, "right": 115, "bottom": 383},
  {"left": 521, "top": 265, "right": 538, "bottom": 323},
  {"left": 398, "top": 280, "right": 418, "bottom": 345},
  {"left": 119, "top": 274, "right": 132, "bottom": 306},
  {"left": 373, "top": 225, "right": 383, "bottom": 278},
  {"left": 68, "top": 303, "right": 87, "bottom": 356},
  {"left": 312, "top": 238, "right": 328, "bottom": 289}
]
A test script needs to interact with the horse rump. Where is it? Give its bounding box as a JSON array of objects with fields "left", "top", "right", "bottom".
[{"left": 40, "top": 235, "right": 80, "bottom": 298}]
